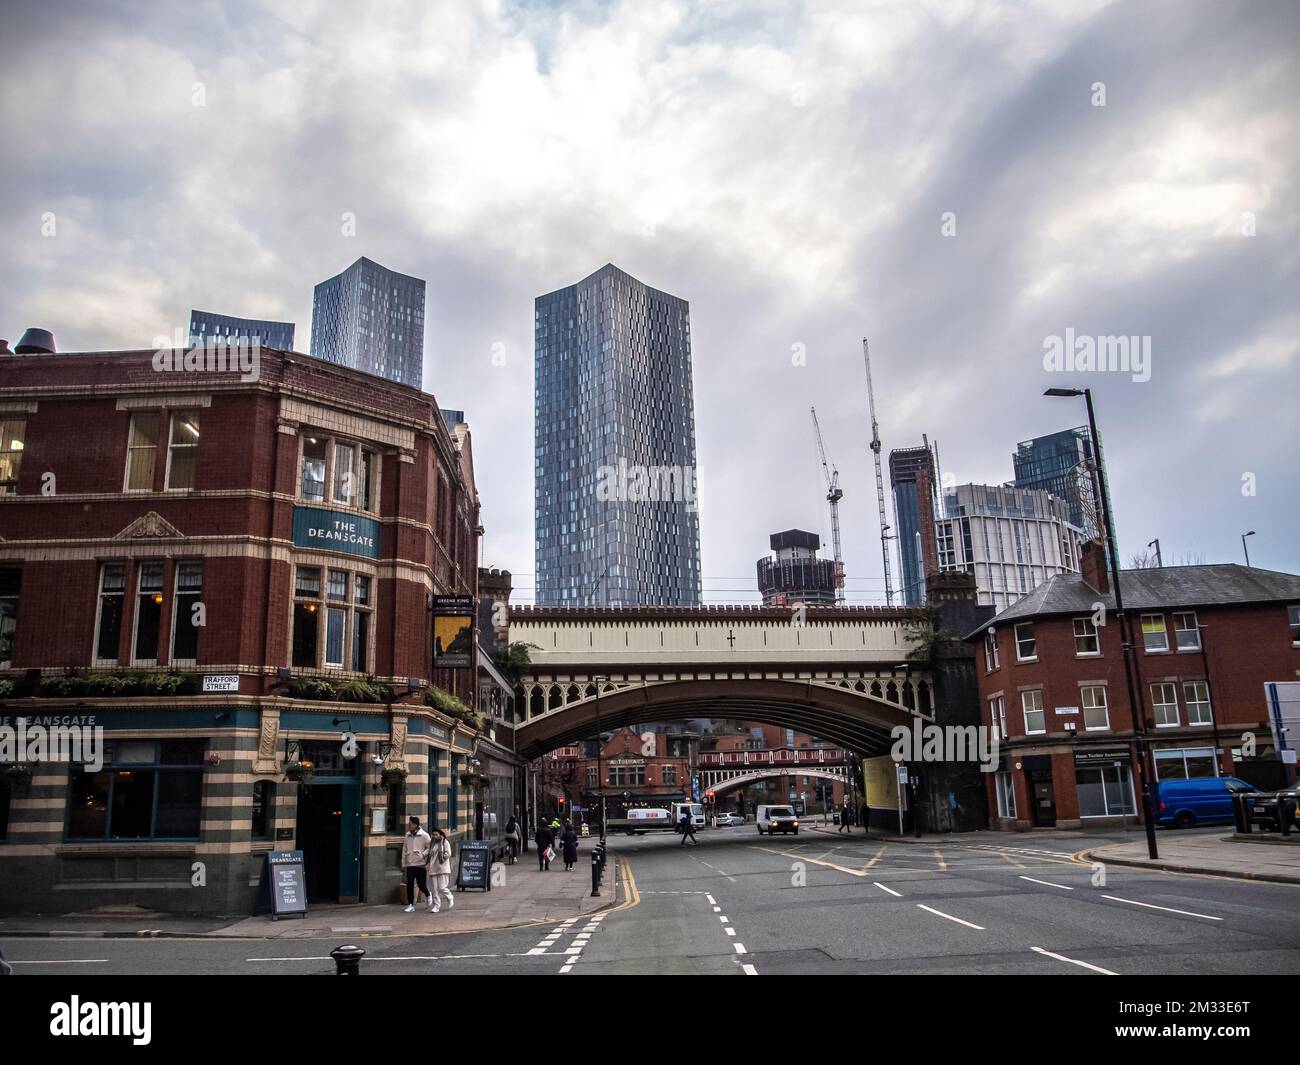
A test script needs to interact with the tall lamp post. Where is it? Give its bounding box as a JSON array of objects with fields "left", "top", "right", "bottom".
[
  {"left": 1242, "top": 531, "right": 1256, "bottom": 567},
  {"left": 1045, "top": 387, "right": 1159, "bottom": 859},
  {"left": 592, "top": 675, "right": 608, "bottom": 843}
]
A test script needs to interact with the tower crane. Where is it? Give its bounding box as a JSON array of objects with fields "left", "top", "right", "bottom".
[
  {"left": 810, "top": 407, "right": 845, "bottom": 603},
  {"left": 863, "top": 338, "right": 895, "bottom": 606}
]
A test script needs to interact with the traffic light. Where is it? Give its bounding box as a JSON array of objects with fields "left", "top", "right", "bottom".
[
  {"left": 557, "top": 795, "right": 566, "bottom": 807},
  {"left": 705, "top": 790, "right": 716, "bottom": 803}
]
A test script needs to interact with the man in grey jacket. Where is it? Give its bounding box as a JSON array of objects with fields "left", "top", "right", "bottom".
[{"left": 401, "top": 817, "right": 433, "bottom": 912}]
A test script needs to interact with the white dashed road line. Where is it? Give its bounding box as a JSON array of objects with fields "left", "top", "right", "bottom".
[
  {"left": 916, "top": 904, "right": 985, "bottom": 930},
  {"left": 874, "top": 882, "right": 902, "bottom": 897},
  {"left": 1019, "top": 876, "right": 1073, "bottom": 890},
  {"left": 1031, "top": 946, "right": 1117, "bottom": 975},
  {"left": 1100, "top": 895, "right": 1222, "bottom": 921}
]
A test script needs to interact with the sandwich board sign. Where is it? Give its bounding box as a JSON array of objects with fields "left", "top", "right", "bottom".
[{"left": 265, "top": 850, "right": 308, "bottom": 919}]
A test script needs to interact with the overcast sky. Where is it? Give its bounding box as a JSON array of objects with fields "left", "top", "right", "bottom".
[{"left": 2, "top": 0, "right": 1296, "bottom": 602}]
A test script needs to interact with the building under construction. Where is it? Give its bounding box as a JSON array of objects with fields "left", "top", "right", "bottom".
[{"left": 756, "top": 529, "right": 839, "bottom": 607}]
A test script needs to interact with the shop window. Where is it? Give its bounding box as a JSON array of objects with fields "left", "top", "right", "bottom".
[
  {"left": 301, "top": 436, "right": 327, "bottom": 501},
  {"left": 133, "top": 562, "right": 165, "bottom": 663},
  {"left": 1076, "top": 763, "right": 1134, "bottom": 817},
  {"left": 1154, "top": 747, "right": 1218, "bottom": 780},
  {"left": 995, "top": 771, "right": 1016, "bottom": 818},
  {"left": 67, "top": 740, "right": 204, "bottom": 841},
  {"left": 428, "top": 750, "right": 440, "bottom": 831},
  {"left": 171, "top": 562, "right": 202, "bottom": 661},
  {"left": 125, "top": 413, "right": 159, "bottom": 491},
  {"left": 0, "top": 417, "right": 25, "bottom": 494},
  {"left": 1289, "top": 604, "right": 1300, "bottom": 646},
  {"left": 165, "top": 411, "right": 200, "bottom": 490}
]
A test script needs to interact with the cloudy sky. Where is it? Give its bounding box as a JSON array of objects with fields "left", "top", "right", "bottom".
[{"left": 2, "top": 0, "right": 1296, "bottom": 602}]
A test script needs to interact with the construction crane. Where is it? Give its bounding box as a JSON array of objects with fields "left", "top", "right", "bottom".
[
  {"left": 863, "top": 338, "right": 895, "bottom": 606},
  {"left": 810, "top": 406, "right": 845, "bottom": 603}
]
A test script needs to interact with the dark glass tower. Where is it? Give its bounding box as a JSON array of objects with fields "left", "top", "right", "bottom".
[
  {"left": 889, "top": 446, "right": 935, "bottom": 607},
  {"left": 310, "top": 257, "right": 425, "bottom": 389},
  {"left": 189, "top": 310, "right": 295, "bottom": 351},
  {"left": 1012, "top": 427, "right": 1104, "bottom": 541},
  {"left": 534, "top": 263, "right": 701, "bottom": 606}
]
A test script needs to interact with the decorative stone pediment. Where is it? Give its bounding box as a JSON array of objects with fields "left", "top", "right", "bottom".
[{"left": 114, "top": 511, "right": 184, "bottom": 540}]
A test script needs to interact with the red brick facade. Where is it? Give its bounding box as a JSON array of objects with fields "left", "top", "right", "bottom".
[{"left": 974, "top": 577, "right": 1300, "bottom": 830}]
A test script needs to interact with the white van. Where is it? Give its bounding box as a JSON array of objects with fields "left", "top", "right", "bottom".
[
  {"left": 756, "top": 805, "right": 799, "bottom": 835},
  {"left": 671, "top": 802, "right": 706, "bottom": 830}
]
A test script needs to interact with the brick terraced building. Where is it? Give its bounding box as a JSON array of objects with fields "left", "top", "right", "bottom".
[
  {"left": 968, "top": 543, "right": 1300, "bottom": 830},
  {"left": 0, "top": 342, "right": 517, "bottom": 913}
]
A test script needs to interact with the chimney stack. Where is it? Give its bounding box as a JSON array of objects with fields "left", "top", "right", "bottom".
[{"left": 1080, "top": 539, "right": 1109, "bottom": 594}]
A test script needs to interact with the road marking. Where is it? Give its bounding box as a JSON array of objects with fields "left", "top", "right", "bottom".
[
  {"left": 712, "top": 906, "right": 721, "bottom": 912},
  {"left": 718, "top": 915, "right": 729, "bottom": 924},
  {"left": 742, "top": 963, "right": 758, "bottom": 975},
  {"left": 705, "top": 894, "right": 716, "bottom": 905},
  {"left": 874, "top": 882, "right": 902, "bottom": 897},
  {"left": 1031, "top": 946, "right": 1117, "bottom": 975},
  {"left": 560, "top": 964, "right": 574, "bottom": 973},
  {"left": 1100, "top": 895, "right": 1222, "bottom": 921},
  {"left": 750, "top": 844, "right": 866, "bottom": 877},
  {"left": 725, "top": 926, "right": 736, "bottom": 936},
  {"left": 862, "top": 846, "right": 886, "bottom": 871},
  {"left": 1020, "top": 876, "right": 1073, "bottom": 890},
  {"left": 8, "top": 959, "right": 109, "bottom": 965},
  {"left": 995, "top": 851, "right": 1026, "bottom": 869},
  {"left": 932, "top": 848, "right": 948, "bottom": 871},
  {"left": 733, "top": 942, "right": 747, "bottom": 954},
  {"left": 916, "top": 904, "right": 985, "bottom": 930}
]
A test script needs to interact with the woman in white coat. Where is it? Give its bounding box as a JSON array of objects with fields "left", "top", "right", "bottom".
[{"left": 427, "top": 829, "right": 454, "bottom": 912}]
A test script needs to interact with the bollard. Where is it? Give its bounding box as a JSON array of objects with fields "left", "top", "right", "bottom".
[
  {"left": 590, "top": 848, "right": 601, "bottom": 897},
  {"left": 330, "top": 944, "right": 365, "bottom": 976},
  {"left": 1232, "top": 793, "right": 1251, "bottom": 834},
  {"left": 1281, "top": 796, "right": 1296, "bottom": 837}
]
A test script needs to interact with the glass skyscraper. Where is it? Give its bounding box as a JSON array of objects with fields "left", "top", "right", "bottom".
[
  {"left": 189, "top": 310, "right": 295, "bottom": 351},
  {"left": 310, "top": 257, "right": 425, "bottom": 389},
  {"left": 1012, "top": 427, "right": 1104, "bottom": 541},
  {"left": 534, "top": 263, "right": 701, "bottom": 607},
  {"left": 889, "top": 446, "right": 935, "bottom": 606}
]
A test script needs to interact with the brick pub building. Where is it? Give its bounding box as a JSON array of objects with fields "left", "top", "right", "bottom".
[
  {"left": 0, "top": 341, "right": 516, "bottom": 913},
  {"left": 969, "top": 543, "right": 1300, "bottom": 830}
]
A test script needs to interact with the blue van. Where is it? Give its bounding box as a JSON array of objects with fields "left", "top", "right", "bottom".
[{"left": 1154, "top": 777, "right": 1258, "bottom": 828}]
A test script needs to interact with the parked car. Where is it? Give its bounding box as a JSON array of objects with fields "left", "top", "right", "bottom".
[
  {"left": 756, "top": 805, "right": 799, "bottom": 835},
  {"left": 1154, "top": 776, "right": 1259, "bottom": 828},
  {"left": 1248, "top": 782, "right": 1300, "bottom": 832},
  {"left": 714, "top": 812, "right": 745, "bottom": 827}
]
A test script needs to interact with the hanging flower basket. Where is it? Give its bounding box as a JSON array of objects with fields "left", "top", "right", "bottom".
[
  {"left": 380, "top": 765, "right": 408, "bottom": 788},
  {"left": 459, "top": 770, "right": 491, "bottom": 791},
  {"left": 284, "top": 760, "right": 315, "bottom": 788}
]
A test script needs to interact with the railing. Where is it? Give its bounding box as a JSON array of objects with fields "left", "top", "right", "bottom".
[{"left": 698, "top": 747, "right": 849, "bottom": 768}]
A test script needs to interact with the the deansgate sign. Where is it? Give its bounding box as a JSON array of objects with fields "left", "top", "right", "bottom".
[{"left": 292, "top": 507, "right": 380, "bottom": 559}]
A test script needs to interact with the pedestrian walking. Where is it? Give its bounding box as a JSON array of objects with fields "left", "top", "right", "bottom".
[
  {"left": 401, "top": 816, "right": 432, "bottom": 912},
  {"left": 505, "top": 815, "right": 522, "bottom": 864},
  {"left": 427, "top": 828, "right": 454, "bottom": 912},
  {"left": 678, "top": 810, "right": 698, "bottom": 846},
  {"left": 860, "top": 799, "right": 871, "bottom": 835},
  {"left": 837, "top": 801, "right": 852, "bottom": 833},
  {"left": 535, "top": 820, "right": 555, "bottom": 870},
  {"left": 561, "top": 822, "right": 579, "bottom": 871}
]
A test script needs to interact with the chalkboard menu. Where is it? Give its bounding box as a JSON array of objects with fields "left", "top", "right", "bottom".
[
  {"left": 456, "top": 840, "right": 493, "bottom": 892},
  {"left": 266, "top": 850, "right": 308, "bottom": 919}
]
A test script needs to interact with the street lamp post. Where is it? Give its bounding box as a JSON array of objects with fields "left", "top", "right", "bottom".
[
  {"left": 593, "top": 675, "right": 607, "bottom": 843},
  {"left": 1242, "top": 531, "right": 1256, "bottom": 567},
  {"left": 1045, "top": 387, "right": 1159, "bottom": 859},
  {"left": 1147, "top": 538, "right": 1162, "bottom": 567}
]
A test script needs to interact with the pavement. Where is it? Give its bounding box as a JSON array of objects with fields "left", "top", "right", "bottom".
[
  {"left": 1084, "top": 829, "right": 1300, "bottom": 885},
  {"left": 0, "top": 846, "right": 618, "bottom": 941}
]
